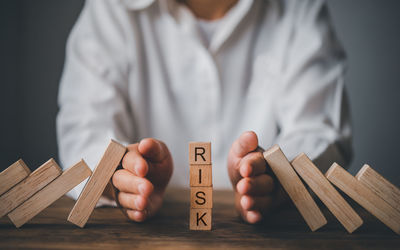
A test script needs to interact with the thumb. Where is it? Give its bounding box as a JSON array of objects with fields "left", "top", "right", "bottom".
[{"left": 228, "top": 131, "right": 259, "bottom": 185}]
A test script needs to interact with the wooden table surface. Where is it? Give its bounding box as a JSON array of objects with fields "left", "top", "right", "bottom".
[{"left": 0, "top": 189, "right": 399, "bottom": 249}]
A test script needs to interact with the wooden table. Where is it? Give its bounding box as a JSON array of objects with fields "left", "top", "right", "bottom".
[{"left": 0, "top": 189, "right": 398, "bottom": 249}]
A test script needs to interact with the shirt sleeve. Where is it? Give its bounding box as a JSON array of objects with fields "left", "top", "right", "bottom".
[
  {"left": 56, "top": 0, "right": 134, "bottom": 200},
  {"left": 273, "top": 0, "right": 352, "bottom": 173}
]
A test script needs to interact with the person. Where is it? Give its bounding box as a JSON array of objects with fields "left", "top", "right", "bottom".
[{"left": 57, "top": 0, "right": 352, "bottom": 224}]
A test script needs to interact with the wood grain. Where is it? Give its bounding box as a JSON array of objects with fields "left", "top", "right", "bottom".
[
  {"left": 356, "top": 164, "right": 400, "bottom": 212},
  {"left": 190, "top": 187, "right": 213, "bottom": 208},
  {"left": 0, "top": 158, "right": 62, "bottom": 218},
  {"left": 292, "top": 153, "right": 363, "bottom": 233},
  {"left": 190, "top": 208, "right": 212, "bottom": 230},
  {"left": 8, "top": 160, "right": 92, "bottom": 228},
  {"left": 189, "top": 142, "right": 211, "bottom": 165},
  {"left": 326, "top": 163, "right": 400, "bottom": 234},
  {"left": 0, "top": 190, "right": 399, "bottom": 249},
  {"left": 0, "top": 159, "right": 31, "bottom": 196},
  {"left": 190, "top": 165, "right": 212, "bottom": 187},
  {"left": 263, "top": 145, "right": 327, "bottom": 231},
  {"left": 67, "top": 140, "right": 126, "bottom": 228}
]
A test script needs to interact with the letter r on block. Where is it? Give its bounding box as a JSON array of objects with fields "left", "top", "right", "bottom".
[{"left": 189, "top": 142, "right": 211, "bottom": 165}]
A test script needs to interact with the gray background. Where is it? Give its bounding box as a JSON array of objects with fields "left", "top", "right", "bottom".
[{"left": 1, "top": 0, "right": 399, "bottom": 186}]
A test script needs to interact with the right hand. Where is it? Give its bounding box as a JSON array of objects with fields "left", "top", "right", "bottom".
[{"left": 112, "top": 138, "right": 173, "bottom": 222}]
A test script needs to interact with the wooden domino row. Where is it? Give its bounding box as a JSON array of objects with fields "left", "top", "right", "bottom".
[
  {"left": 0, "top": 140, "right": 126, "bottom": 228},
  {"left": 189, "top": 142, "right": 212, "bottom": 230},
  {"left": 263, "top": 145, "right": 400, "bottom": 234}
]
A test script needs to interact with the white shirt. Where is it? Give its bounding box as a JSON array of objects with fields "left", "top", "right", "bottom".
[
  {"left": 197, "top": 18, "right": 222, "bottom": 47},
  {"left": 57, "top": 0, "right": 352, "bottom": 200}
]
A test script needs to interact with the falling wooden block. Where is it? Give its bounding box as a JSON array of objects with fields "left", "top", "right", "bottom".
[
  {"left": 8, "top": 160, "right": 92, "bottom": 228},
  {"left": 356, "top": 164, "right": 400, "bottom": 212},
  {"left": 263, "top": 145, "right": 327, "bottom": 231},
  {"left": 189, "top": 142, "right": 211, "bottom": 165},
  {"left": 0, "top": 159, "right": 31, "bottom": 196},
  {"left": 68, "top": 140, "right": 126, "bottom": 228},
  {"left": 191, "top": 187, "right": 213, "bottom": 208},
  {"left": 0, "top": 158, "right": 62, "bottom": 218},
  {"left": 190, "top": 208, "right": 212, "bottom": 230},
  {"left": 326, "top": 163, "right": 400, "bottom": 234},
  {"left": 292, "top": 153, "right": 363, "bottom": 233},
  {"left": 190, "top": 165, "right": 212, "bottom": 187}
]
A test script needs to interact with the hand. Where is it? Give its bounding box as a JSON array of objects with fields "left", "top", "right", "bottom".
[
  {"left": 112, "top": 138, "right": 173, "bottom": 222},
  {"left": 227, "top": 131, "right": 287, "bottom": 223}
]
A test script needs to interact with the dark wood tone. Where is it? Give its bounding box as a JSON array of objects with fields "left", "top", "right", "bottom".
[{"left": 0, "top": 189, "right": 398, "bottom": 249}]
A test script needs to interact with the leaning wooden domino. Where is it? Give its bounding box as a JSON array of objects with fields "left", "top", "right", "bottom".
[
  {"left": 355, "top": 164, "right": 400, "bottom": 212},
  {"left": 263, "top": 145, "right": 327, "bottom": 231},
  {"left": 292, "top": 153, "right": 363, "bottom": 233},
  {"left": 0, "top": 159, "right": 31, "bottom": 196},
  {"left": 189, "top": 142, "right": 212, "bottom": 230},
  {"left": 68, "top": 140, "right": 126, "bottom": 228},
  {"left": 0, "top": 159, "right": 62, "bottom": 218},
  {"left": 326, "top": 163, "right": 400, "bottom": 234},
  {"left": 8, "top": 160, "right": 92, "bottom": 228}
]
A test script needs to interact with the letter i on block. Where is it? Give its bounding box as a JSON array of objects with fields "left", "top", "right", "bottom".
[{"left": 189, "top": 142, "right": 212, "bottom": 230}]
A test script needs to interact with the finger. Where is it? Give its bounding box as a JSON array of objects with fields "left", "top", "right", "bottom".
[
  {"left": 123, "top": 193, "right": 163, "bottom": 222},
  {"left": 138, "top": 138, "right": 170, "bottom": 163},
  {"left": 125, "top": 209, "right": 147, "bottom": 222},
  {"left": 122, "top": 144, "right": 149, "bottom": 177},
  {"left": 244, "top": 210, "right": 262, "bottom": 224},
  {"left": 239, "top": 151, "right": 267, "bottom": 178},
  {"left": 228, "top": 131, "right": 259, "bottom": 185},
  {"left": 240, "top": 195, "right": 273, "bottom": 211},
  {"left": 236, "top": 174, "right": 274, "bottom": 196},
  {"left": 230, "top": 131, "right": 259, "bottom": 159},
  {"left": 112, "top": 169, "right": 154, "bottom": 196},
  {"left": 118, "top": 192, "right": 148, "bottom": 211}
]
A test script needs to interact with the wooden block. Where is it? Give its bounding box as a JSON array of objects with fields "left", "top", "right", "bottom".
[
  {"left": 292, "top": 153, "right": 363, "bottom": 233},
  {"left": 0, "top": 158, "right": 62, "bottom": 218},
  {"left": 8, "top": 160, "right": 92, "bottom": 228},
  {"left": 326, "top": 163, "right": 400, "bottom": 234},
  {"left": 0, "top": 159, "right": 31, "bottom": 196},
  {"left": 356, "top": 164, "right": 400, "bottom": 212},
  {"left": 190, "top": 165, "right": 212, "bottom": 187},
  {"left": 189, "top": 142, "right": 211, "bottom": 165},
  {"left": 68, "top": 140, "right": 126, "bottom": 228},
  {"left": 190, "top": 208, "right": 212, "bottom": 230},
  {"left": 263, "top": 145, "right": 327, "bottom": 231},
  {"left": 191, "top": 187, "right": 213, "bottom": 208}
]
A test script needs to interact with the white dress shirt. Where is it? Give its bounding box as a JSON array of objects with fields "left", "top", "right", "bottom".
[{"left": 57, "top": 0, "right": 352, "bottom": 200}]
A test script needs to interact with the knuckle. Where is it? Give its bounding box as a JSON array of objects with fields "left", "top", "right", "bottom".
[
  {"left": 112, "top": 170, "right": 122, "bottom": 186},
  {"left": 126, "top": 210, "right": 136, "bottom": 221},
  {"left": 122, "top": 153, "right": 132, "bottom": 168}
]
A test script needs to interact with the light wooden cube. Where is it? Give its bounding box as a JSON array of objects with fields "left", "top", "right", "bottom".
[
  {"left": 190, "top": 187, "right": 212, "bottom": 208},
  {"left": 189, "top": 142, "right": 211, "bottom": 165},
  {"left": 190, "top": 165, "right": 212, "bottom": 187},
  {"left": 190, "top": 208, "right": 212, "bottom": 230}
]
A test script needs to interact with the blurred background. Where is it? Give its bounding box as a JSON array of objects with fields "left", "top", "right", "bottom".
[{"left": 1, "top": 0, "right": 399, "bottom": 185}]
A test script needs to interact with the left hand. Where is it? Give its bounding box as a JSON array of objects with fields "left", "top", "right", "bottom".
[{"left": 227, "top": 131, "right": 288, "bottom": 223}]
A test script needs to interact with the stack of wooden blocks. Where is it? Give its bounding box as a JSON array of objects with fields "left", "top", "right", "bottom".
[
  {"left": 263, "top": 145, "right": 400, "bottom": 234},
  {"left": 189, "top": 142, "right": 213, "bottom": 230},
  {"left": 0, "top": 140, "right": 126, "bottom": 228}
]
